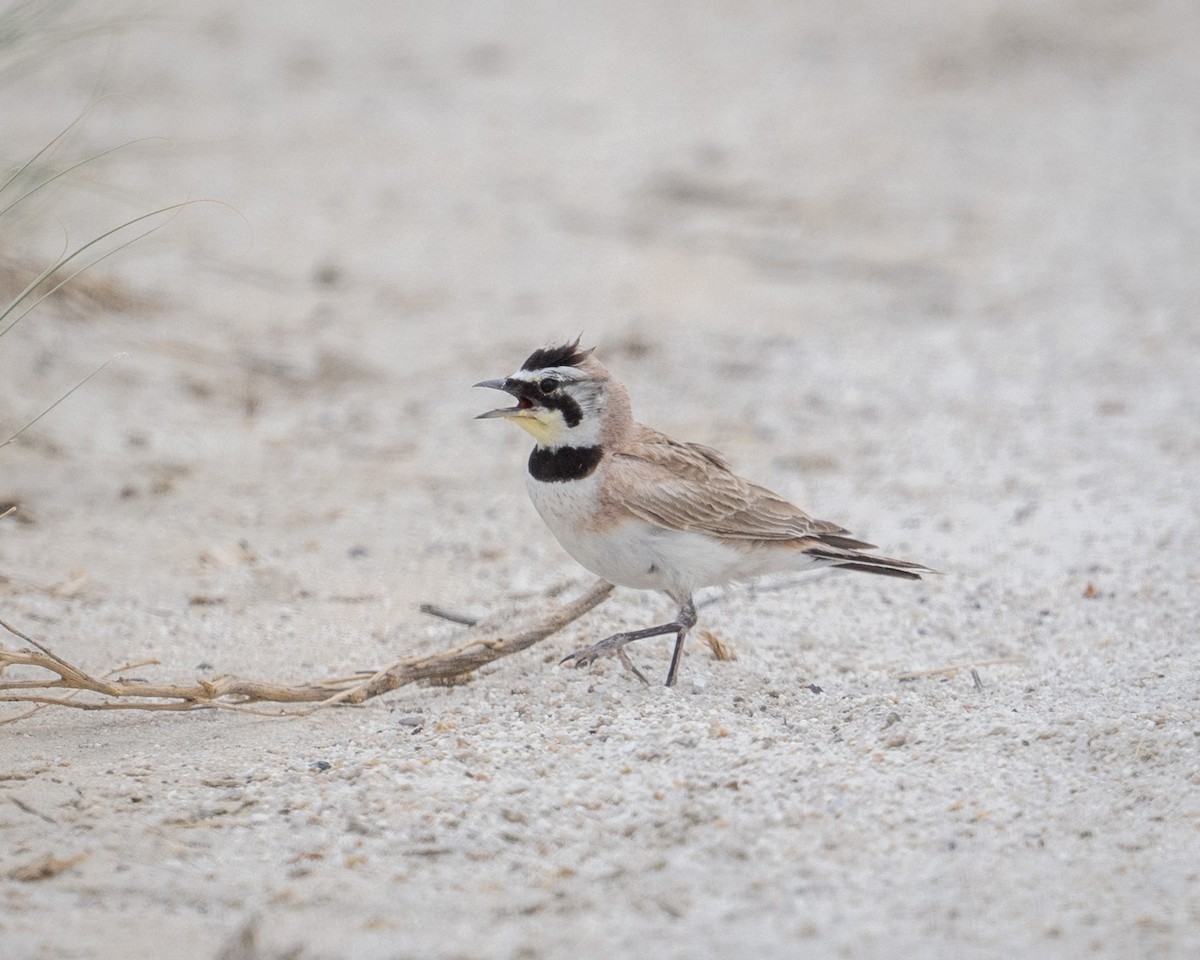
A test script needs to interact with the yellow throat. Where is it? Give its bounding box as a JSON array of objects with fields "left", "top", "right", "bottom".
[{"left": 511, "top": 410, "right": 565, "bottom": 446}]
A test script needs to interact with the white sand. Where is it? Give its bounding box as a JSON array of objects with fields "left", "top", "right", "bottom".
[{"left": 1, "top": 1, "right": 1198, "bottom": 957}]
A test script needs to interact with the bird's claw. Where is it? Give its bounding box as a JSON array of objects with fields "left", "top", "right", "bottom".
[
  {"left": 561, "top": 637, "right": 650, "bottom": 685},
  {"left": 616, "top": 647, "right": 650, "bottom": 685}
]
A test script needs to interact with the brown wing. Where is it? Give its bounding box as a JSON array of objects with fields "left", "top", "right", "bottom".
[{"left": 607, "top": 426, "right": 869, "bottom": 544}]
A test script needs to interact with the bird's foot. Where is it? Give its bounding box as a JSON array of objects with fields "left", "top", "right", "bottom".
[{"left": 560, "top": 633, "right": 650, "bottom": 685}]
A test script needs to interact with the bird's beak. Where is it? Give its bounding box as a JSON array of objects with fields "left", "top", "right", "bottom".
[{"left": 473, "top": 378, "right": 531, "bottom": 420}]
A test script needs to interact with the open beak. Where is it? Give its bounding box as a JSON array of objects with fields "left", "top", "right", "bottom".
[{"left": 473, "top": 378, "right": 533, "bottom": 420}]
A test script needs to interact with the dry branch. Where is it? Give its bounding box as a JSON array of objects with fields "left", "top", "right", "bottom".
[
  {"left": 0, "top": 579, "right": 614, "bottom": 721},
  {"left": 895, "top": 657, "right": 1026, "bottom": 682}
]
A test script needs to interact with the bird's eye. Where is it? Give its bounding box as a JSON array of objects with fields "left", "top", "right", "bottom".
[{"left": 538, "top": 378, "right": 561, "bottom": 395}]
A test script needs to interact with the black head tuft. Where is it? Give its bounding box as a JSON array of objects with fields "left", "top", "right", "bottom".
[{"left": 521, "top": 338, "right": 592, "bottom": 372}]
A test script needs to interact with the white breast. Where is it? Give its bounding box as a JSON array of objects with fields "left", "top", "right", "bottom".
[{"left": 526, "top": 471, "right": 805, "bottom": 595}]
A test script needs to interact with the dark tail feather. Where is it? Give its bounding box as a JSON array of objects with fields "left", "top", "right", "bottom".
[
  {"left": 804, "top": 546, "right": 933, "bottom": 580},
  {"left": 833, "top": 561, "right": 923, "bottom": 580},
  {"left": 817, "top": 534, "right": 877, "bottom": 551}
]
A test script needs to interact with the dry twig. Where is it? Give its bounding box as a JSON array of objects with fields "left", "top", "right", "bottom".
[
  {"left": 417, "top": 603, "right": 480, "bottom": 627},
  {"left": 9, "top": 852, "right": 88, "bottom": 882},
  {"left": 895, "top": 657, "right": 1026, "bottom": 682},
  {"left": 0, "top": 579, "right": 614, "bottom": 721}
]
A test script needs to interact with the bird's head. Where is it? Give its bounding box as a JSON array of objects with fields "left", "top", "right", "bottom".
[{"left": 474, "top": 339, "right": 622, "bottom": 448}]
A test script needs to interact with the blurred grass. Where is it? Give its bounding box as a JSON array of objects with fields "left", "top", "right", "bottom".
[
  {"left": 0, "top": 0, "right": 183, "bottom": 451},
  {"left": 0, "top": 0, "right": 132, "bottom": 82}
]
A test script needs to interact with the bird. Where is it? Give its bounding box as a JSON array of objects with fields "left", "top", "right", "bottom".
[{"left": 474, "top": 338, "right": 932, "bottom": 687}]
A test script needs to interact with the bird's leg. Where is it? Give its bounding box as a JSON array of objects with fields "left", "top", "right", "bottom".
[
  {"left": 560, "top": 622, "right": 679, "bottom": 683},
  {"left": 561, "top": 595, "right": 698, "bottom": 687},
  {"left": 663, "top": 596, "right": 697, "bottom": 688}
]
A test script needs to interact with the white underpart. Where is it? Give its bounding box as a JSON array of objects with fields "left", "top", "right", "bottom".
[{"left": 527, "top": 469, "right": 827, "bottom": 598}]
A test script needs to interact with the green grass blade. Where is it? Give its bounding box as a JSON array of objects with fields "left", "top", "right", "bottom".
[
  {"left": 0, "top": 89, "right": 96, "bottom": 196},
  {"left": 0, "top": 352, "right": 128, "bottom": 449},
  {"left": 0, "top": 136, "right": 167, "bottom": 220},
  {"left": 0, "top": 199, "right": 198, "bottom": 338}
]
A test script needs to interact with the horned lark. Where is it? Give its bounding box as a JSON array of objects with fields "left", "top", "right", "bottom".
[{"left": 476, "top": 339, "right": 931, "bottom": 686}]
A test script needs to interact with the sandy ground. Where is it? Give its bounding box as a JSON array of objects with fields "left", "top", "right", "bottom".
[{"left": 1, "top": 0, "right": 1198, "bottom": 957}]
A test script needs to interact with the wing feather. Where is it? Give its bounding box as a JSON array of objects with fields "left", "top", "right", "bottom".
[{"left": 608, "top": 427, "right": 855, "bottom": 542}]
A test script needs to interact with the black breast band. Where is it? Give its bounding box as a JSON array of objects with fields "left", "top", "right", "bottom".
[{"left": 528, "top": 445, "right": 603, "bottom": 482}]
